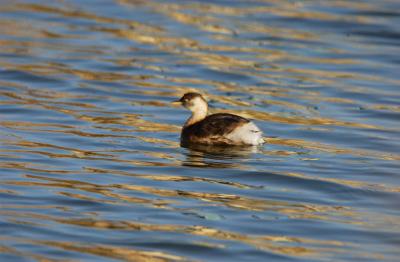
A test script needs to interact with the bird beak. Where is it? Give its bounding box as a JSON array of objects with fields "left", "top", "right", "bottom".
[{"left": 171, "top": 100, "right": 182, "bottom": 106}]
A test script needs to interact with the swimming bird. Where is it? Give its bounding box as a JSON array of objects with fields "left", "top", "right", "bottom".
[{"left": 173, "top": 92, "right": 264, "bottom": 146}]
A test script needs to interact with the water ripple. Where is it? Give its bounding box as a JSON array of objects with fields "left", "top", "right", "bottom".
[{"left": 1, "top": 0, "right": 399, "bottom": 261}]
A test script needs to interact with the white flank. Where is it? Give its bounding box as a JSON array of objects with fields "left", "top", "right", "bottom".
[{"left": 226, "top": 122, "right": 264, "bottom": 145}]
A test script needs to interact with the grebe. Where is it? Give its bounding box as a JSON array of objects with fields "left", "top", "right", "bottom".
[{"left": 174, "top": 92, "right": 264, "bottom": 146}]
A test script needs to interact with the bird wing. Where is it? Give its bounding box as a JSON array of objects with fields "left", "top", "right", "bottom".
[{"left": 191, "top": 113, "right": 249, "bottom": 138}]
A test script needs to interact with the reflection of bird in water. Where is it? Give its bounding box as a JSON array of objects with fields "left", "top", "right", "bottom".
[
  {"left": 173, "top": 92, "right": 264, "bottom": 146},
  {"left": 184, "top": 143, "right": 260, "bottom": 158},
  {"left": 182, "top": 143, "right": 259, "bottom": 169}
]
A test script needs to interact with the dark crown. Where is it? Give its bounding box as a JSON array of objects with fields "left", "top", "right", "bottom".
[{"left": 179, "top": 92, "right": 204, "bottom": 102}]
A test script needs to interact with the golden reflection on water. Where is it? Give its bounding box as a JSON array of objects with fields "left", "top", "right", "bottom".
[
  {"left": 38, "top": 241, "right": 186, "bottom": 262},
  {"left": 1, "top": 207, "right": 393, "bottom": 260},
  {"left": 85, "top": 167, "right": 258, "bottom": 190},
  {"left": 2, "top": 172, "right": 389, "bottom": 225},
  {"left": 57, "top": 218, "right": 325, "bottom": 257},
  {"left": 1, "top": 0, "right": 399, "bottom": 261},
  {"left": 0, "top": 243, "right": 63, "bottom": 262},
  {"left": 3, "top": 1, "right": 398, "bottom": 92},
  {"left": 0, "top": 236, "right": 186, "bottom": 262},
  {"left": 0, "top": 211, "right": 351, "bottom": 259},
  {"left": 265, "top": 137, "right": 400, "bottom": 161}
]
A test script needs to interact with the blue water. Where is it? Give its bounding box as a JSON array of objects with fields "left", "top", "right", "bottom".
[{"left": 1, "top": 0, "right": 399, "bottom": 261}]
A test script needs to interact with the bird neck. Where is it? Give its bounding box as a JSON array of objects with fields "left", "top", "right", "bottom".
[{"left": 185, "top": 106, "right": 208, "bottom": 127}]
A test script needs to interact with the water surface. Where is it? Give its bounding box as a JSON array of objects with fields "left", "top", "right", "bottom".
[{"left": 1, "top": 0, "right": 400, "bottom": 261}]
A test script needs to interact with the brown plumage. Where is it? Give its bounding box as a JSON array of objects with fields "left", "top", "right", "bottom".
[{"left": 181, "top": 113, "right": 249, "bottom": 145}]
